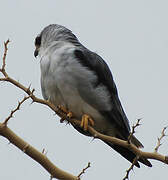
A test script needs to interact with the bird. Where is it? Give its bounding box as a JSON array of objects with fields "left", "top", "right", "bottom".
[{"left": 34, "top": 24, "right": 152, "bottom": 168}]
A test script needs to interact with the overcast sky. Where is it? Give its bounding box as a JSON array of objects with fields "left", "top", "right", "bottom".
[{"left": 0, "top": 0, "right": 168, "bottom": 180}]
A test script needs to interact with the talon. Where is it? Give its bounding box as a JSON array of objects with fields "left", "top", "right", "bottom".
[
  {"left": 67, "top": 112, "right": 73, "bottom": 119},
  {"left": 80, "top": 114, "right": 94, "bottom": 131},
  {"left": 57, "top": 105, "right": 73, "bottom": 120},
  {"left": 60, "top": 117, "right": 66, "bottom": 123},
  {"left": 57, "top": 105, "right": 68, "bottom": 114}
]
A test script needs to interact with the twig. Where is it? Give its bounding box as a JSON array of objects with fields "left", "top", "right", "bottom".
[
  {"left": 0, "top": 40, "right": 78, "bottom": 180},
  {"left": 0, "top": 39, "right": 10, "bottom": 77},
  {"left": 1, "top": 40, "right": 168, "bottom": 166},
  {"left": 127, "top": 119, "right": 141, "bottom": 143},
  {"left": 79, "top": 120, "right": 168, "bottom": 165},
  {"left": 0, "top": 123, "right": 78, "bottom": 180},
  {"left": 154, "top": 126, "right": 167, "bottom": 152},
  {"left": 0, "top": 70, "right": 68, "bottom": 119},
  {"left": 3, "top": 96, "right": 30, "bottom": 125},
  {"left": 1, "top": 40, "right": 168, "bottom": 180},
  {"left": 77, "top": 162, "right": 91, "bottom": 179},
  {"left": 123, "top": 156, "right": 139, "bottom": 180}
]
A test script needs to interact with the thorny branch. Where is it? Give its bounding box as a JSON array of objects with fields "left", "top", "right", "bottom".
[
  {"left": 123, "top": 125, "right": 167, "bottom": 180},
  {"left": 123, "top": 156, "right": 139, "bottom": 180},
  {"left": 155, "top": 126, "right": 167, "bottom": 152},
  {"left": 127, "top": 118, "right": 141, "bottom": 143},
  {"left": 122, "top": 119, "right": 142, "bottom": 179},
  {"left": 1, "top": 39, "right": 10, "bottom": 74},
  {"left": 0, "top": 40, "right": 168, "bottom": 180},
  {"left": 77, "top": 162, "right": 91, "bottom": 179},
  {"left": 0, "top": 123, "right": 78, "bottom": 180},
  {"left": 3, "top": 96, "right": 31, "bottom": 125},
  {"left": 123, "top": 119, "right": 141, "bottom": 180},
  {"left": 0, "top": 40, "right": 79, "bottom": 180},
  {"left": 122, "top": 119, "right": 141, "bottom": 180}
]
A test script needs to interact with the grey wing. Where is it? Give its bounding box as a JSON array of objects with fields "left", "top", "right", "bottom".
[{"left": 74, "top": 48, "right": 130, "bottom": 136}]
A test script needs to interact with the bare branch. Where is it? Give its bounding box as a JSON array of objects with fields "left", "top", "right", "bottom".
[
  {"left": 154, "top": 126, "right": 167, "bottom": 152},
  {"left": 0, "top": 39, "right": 10, "bottom": 77},
  {"left": 77, "top": 162, "right": 91, "bottom": 179},
  {"left": 1, "top": 40, "right": 168, "bottom": 180},
  {"left": 78, "top": 120, "right": 168, "bottom": 165},
  {"left": 0, "top": 73, "right": 68, "bottom": 119},
  {"left": 0, "top": 77, "right": 7, "bottom": 81},
  {"left": 123, "top": 156, "right": 139, "bottom": 180},
  {"left": 127, "top": 119, "right": 141, "bottom": 143},
  {"left": 1, "top": 63, "right": 168, "bottom": 172},
  {"left": 0, "top": 40, "right": 78, "bottom": 180},
  {"left": 3, "top": 96, "right": 30, "bottom": 125},
  {"left": 0, "top": 123, "right": 78, "bottom": 180}
]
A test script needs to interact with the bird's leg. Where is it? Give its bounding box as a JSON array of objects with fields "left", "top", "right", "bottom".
[
  {"left": 57, "top": 105, "right": 73, "bottom": 122},
  {"left": 80, "top": 114, "right": 94, "bottom": 131}
]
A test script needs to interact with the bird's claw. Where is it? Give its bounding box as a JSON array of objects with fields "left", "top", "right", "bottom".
[
  {"left": 57, "top": 105, "right": 68, "bottom": 114},
  {"left": 57, "top": 105, "right": 73, "bottom": 122},
  {"left": 80, "top": 114, "right": 94, "bottom": 131},
  {"left": 67, "top": 111, "right": 73, "bottom": 119}
]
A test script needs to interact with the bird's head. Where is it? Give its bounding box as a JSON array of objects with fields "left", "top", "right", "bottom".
[{"left": 34, "top": 24, "right": 79, "bottom": 58}]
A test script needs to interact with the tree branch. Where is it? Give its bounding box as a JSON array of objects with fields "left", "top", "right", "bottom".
[
  {"left": 1, "top": 40, "right": 168, "bottom": 180},
  {"left": 154, "top": 126, "right": 167, "bottom": 152},
  {"left": 127, "top": 118, "right": 141, "bottom": 143},
  {"left": 77, "top": 162, "right": 91, "bottom": 179},
  {"left": 70, "top": 119, "right": 168, "bottom": 165},
  {"left": 0, "top": 40, "right": 80, "bottom": 180},
  {"left": 0, "top": 123, "right": 78, "bottom": 180},
  {"left": 3, "top": 95, "right": 31, "bottom": 125},
  {"left": 123, "top": 156, "right": 139, "bottom": 180},
  {"left": 0, "top": 39, "right": 10, "bottom": 77}
]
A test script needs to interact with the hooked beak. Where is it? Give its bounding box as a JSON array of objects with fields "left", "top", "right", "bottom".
[{"left": 34, "top": 48, "right": 39, "bottom": 58}]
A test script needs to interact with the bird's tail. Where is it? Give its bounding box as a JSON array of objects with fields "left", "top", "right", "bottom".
[
  {"left": 104, "top": 135, "right": 152, "bottom": 168},
  {"left": 130, "top": 135, "right": 144, "bottom": 148}
]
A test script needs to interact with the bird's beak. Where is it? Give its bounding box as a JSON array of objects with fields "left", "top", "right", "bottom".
[{"left": 34, "top": 47, "right": 39, "bottom": 58}]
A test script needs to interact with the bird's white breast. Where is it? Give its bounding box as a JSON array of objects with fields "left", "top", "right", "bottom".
[{"left": 40, "top": 42, "right": 110, "bottom": 133}]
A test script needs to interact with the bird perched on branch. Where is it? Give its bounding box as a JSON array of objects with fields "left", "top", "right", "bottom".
[{"left": 34, "top": 24, "right": 152, "bottom": 167}]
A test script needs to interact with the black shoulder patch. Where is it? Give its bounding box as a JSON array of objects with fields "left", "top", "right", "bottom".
[
  {"left": 74, "top": 49, "right": 94, "bottom": 70},
  {"left": 74, "top": 48, "right": 130, "bottom": 133},
  {"left": 74, "top": 49, "right": 100, "bottom": 87},
  {"left": 74, "top": 49, "right": 116, "bottom": 89}
]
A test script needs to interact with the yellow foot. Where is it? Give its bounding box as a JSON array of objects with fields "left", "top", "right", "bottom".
[
  {"left": 67, "top": 112, "right": 73, "bottom": 119},
  {"left": 80, "top": 114, "right": 94, "bottom": 131},
  {"left": 57, "top": 105, "right": 73, "bottom": 122}
]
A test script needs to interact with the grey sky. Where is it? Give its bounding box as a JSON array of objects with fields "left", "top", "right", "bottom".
[{"left": 0, "top": 0, "right": 168, "bottom": 179}]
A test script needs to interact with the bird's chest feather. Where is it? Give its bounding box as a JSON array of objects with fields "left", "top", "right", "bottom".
[
  {"left": 40, "top": 50, "right": 93, "bottom": 119},
  {"left": 40, "top": 45, "right": 110, "bottom": 134}
]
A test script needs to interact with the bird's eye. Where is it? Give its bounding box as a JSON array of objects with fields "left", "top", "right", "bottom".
[{"left": 35, "top": 36, "right": 41, "bottom": 47}]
